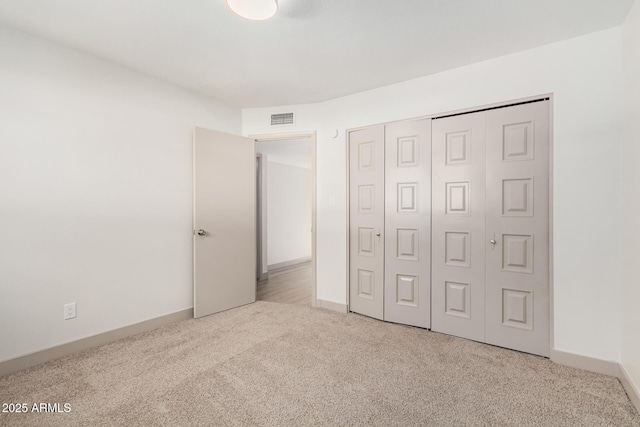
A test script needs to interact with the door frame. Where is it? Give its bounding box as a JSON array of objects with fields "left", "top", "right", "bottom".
[
  {"left": 345, "top": 93, "right": 554, "bottom": 353},
  {"left": 250, "top": 131, "right": 318, "bottom": 308},
  {"left": 256, "top": 153, "right": 268, "bottom": 281}
]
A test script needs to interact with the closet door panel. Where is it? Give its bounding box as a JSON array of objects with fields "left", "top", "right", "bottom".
[
  {"left": 349, "top": 126, "right": 385, "bottom": 320},
  {"left": 485, "top": 101, "right": 550, "bottom": 357},
  {"left": 384, "top": 119, "right": 431, "bottom": 328},
  {"left": 432, "top": 112, "right": 486, "bottom": 341}
]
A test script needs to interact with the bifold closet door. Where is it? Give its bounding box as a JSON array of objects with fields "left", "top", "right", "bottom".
[
  {"left": 349, "top": 126, "right": 385, "bottom": 320},
  {"left": 431, "top": 112, "right": 487, "bottom": 341},
  {"left": 384, "top": 119, "right": 431, "bottom": 328},
  {"left": 485, "top": 101, "right": 550, "bottom": 357},
  {"left": 432, "top": 100, "right": 550, "bottom": 357}
]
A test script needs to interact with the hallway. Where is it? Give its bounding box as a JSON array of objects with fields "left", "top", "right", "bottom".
[{"left": 256, "top": 261, "right": 312, "bottom": 306}]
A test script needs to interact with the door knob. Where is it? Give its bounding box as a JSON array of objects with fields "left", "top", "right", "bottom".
[
  {"left": 197, "top": 229, "right": 207, "bottom": 236},
  {"left": 376, "top": 232, "right": 381, "bottom": 237},
  {"left": 490, "top": 239, "right": 496, "bottom": 245}
]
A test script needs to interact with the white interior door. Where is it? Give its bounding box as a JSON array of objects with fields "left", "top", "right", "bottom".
[
  {"left": 193, "top": 127, "right": 256, "bottom": 318},
  {"left": 384, "top": 119, "right": 431, "bottom": 328},
  {"left": 431, "top": 111, "right": 487, "bottom": 341},
  {"left": 485, "top": 101, "right": 550, "bottom": 356},
  {"left": 349, "top": 126, "right": 385, "bottom": 320}
]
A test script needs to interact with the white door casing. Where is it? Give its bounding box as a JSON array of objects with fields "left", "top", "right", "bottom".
[
  {"left": 349, "top": 126, "right": 385, "bottom": 320},
  {"left": 193, "top": 127, "right": 256, "bottom": 318},
  {"left": 485, "top": 101, "right": 550, "bottom": 357},
  {"left": 431, "top": 112, "right": 487, "bottom": 341},
  {"left": 384, "top": 119, "right": 432, "bottom": 328}
]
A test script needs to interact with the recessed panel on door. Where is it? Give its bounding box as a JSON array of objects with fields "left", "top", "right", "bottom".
[
  {"left": 358, "top": 142, "right": 375, "bottom": 169},
  {"left": 445, "top": 281, "right": 470, "bottom": 318},
  {"left": 398, "top": 137, "right": 419, "bottom": 167},
  {"left": 445, "top": 232, "right": 471, "bottom": 267},
  {"left": 384, "top": 119, "right": 431, "bottom": 328},
  {"left": 446, "top": 182, "right": 470, "bottom": 215},
  {"left": 396, "top": 228, "right": 419, "bottom": 261},
  {"left": 502, "top": 289, "right": 533, "bottom": 330},
  {"left": 485, "top": 100, "right": 550, "bottom": 357},
  {"left": 358, "top": 185, "right": 375, "bottom": 213},
  {"left": 349, "top": 126, "right": 385, "bottom": 320},
  {"left": 396, "top": 274, "right": 419, "bottom": 308},
  {"left": 357, "top": 269, "right": 375, "bottom": 299},
  {"left": 432, "top": 112, "right": 486, "bottom": 341},
  {"left": 397, "top": 183, "right": 418, "bottom": 213},
  {"left": 502, "top": 178, "right": 533, "bottom": 216},
  {"left": 358, "top": 227, "right": 375, "bottom": 257},
  {"left": 446, "top": 131, "right": 471, "bottom": 165},
  {"left": 502, "top": 121, "right": 534, "bottom": 161},
  {"left": 502, "top": 234, "right": 533, "bottom": 274}
]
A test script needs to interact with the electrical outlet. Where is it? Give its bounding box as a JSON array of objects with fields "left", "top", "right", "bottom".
[{"left": 64, "top": 303, "right": 76, "bottom": 320}]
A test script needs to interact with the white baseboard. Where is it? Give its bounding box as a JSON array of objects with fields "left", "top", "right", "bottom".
[
  {"left": 315, "top": 299, "right": 348, "bottom": 314},
  {"left": 268, "top": 256, "right": 311, "bottom": 271},
  {"left": 619, "top": 364, "right": 640, "bottom": 414},
  {"left": 550, "top": 349, "right": 640, "bottom": 415},
  {"left": 0, "top": 308, "right": 193, "bottom": 378},
  {"left": 550, "top": 349, "right": 620, "bottom": 377}
]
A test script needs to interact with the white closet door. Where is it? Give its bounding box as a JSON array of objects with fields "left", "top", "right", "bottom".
[
  {"left": 349, "top": 126, "right": 385, "bottom": 320},
  {"left": 431, "top": 112, "right": 486, "bottom": 341},
  {"left": 384, "top": 119, "right": 431, "bottom": 328},
  {"left": 485, "top": 101, "right": 550, "bottom": 356}
]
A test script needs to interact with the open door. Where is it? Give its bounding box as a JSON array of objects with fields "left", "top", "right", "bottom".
[{"left": 193, "top": 127, "right": 256, "bottom": 318}]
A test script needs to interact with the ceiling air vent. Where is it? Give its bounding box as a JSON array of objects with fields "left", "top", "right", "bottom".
[{"left": 271, "top": 112, "right": 294, "bottom": 126}]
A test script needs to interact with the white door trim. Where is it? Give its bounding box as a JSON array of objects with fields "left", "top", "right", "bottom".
[
  {"left": 250, "top": 131, "right": 318, "bottom": 308},
  {"left": 256, "top": 153, "right": 268, "bottom": 281}
]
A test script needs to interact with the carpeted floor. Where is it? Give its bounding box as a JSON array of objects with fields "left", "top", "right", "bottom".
[{"left": 0, "top": 301, "right": 638, "bottom": 426}]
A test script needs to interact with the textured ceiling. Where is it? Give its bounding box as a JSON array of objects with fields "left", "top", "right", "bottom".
[{"left": 0, "top": 0, "right": 634, "bottom": 108}]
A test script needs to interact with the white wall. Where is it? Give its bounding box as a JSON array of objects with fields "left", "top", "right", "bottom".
[
  {"left": 243, "top": 28, "right": 624, "bottom": 361},
  {"left": 266, "top": 161, "right": 312, "bottom": 266},
  {"left": 0, "top": 24, "right": 241, "bottom": 362},
  {"left": 621, "top": 0, "right": 640, "bottom": 394}
]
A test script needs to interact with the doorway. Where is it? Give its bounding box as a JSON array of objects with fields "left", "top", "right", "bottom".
[{"left": 254, "top": 132, "right": 317, "bottom": 307}]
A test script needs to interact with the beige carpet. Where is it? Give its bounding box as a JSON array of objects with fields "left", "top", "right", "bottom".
[{"left": 0, "top": 301, "right": 638, "bottom": 426}]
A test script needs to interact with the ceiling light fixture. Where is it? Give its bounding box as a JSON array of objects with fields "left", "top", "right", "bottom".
[{"left": 226, "top": 0, "right": 278, "bottom": 21}]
